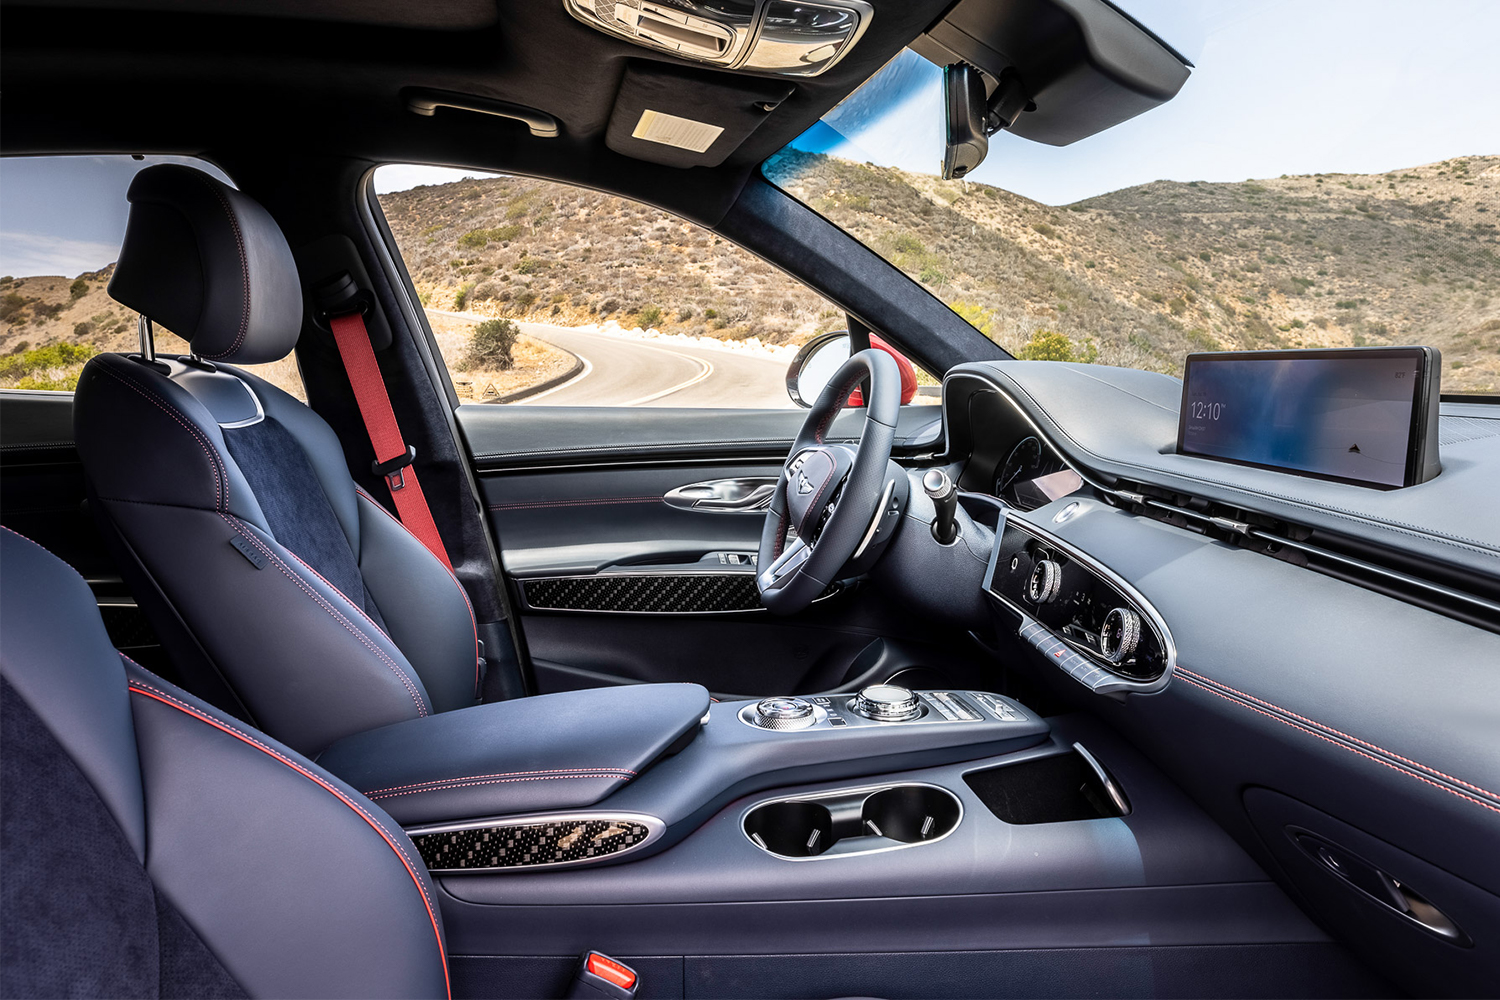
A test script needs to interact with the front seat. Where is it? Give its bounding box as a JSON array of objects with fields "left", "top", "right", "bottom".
[
  {"left": 0, "top": 528, "right": 450, "bottom": 999},
  {"left": 73, "top": 164, "right": 481, "bottom": 756}
]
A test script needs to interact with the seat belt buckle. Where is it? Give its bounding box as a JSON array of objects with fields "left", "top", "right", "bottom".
[
  {"left": 565, "top": 952, "right": 638, "bottom": 999},
  {"left": 372, "top": 445, "right": 417, "bottom": 492}
]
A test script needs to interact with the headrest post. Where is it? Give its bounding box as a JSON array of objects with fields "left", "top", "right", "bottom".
[{"left": 137, "top": 315, "right": 156, "bottom": 364}]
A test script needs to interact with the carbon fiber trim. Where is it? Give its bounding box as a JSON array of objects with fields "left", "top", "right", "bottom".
[
  {"left": 410, "top": 816, "right": 659, "bottom": 872},
  {"left": 524, "top": 572, "right": 762, "bottom": 614}
]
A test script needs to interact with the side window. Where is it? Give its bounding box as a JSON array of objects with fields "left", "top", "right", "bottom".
[
  {"left": 0, "top": 155, "right": 305, "bottom": 400},
  {"left": 375, "top": 166, "right": 936, "bottom": 407}
]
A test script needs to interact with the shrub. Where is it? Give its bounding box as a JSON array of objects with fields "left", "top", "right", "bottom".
[
  {"left": 599, "top": 298, "right": 619, "bottom": 315},
  {"left": 703, "top": 308, "right": 718, "bottom": 320},
  {"left": 677, "top": 306, "right": 694, "bottom": 321},
  {"left": 918, "top": 267, "right": 947, "bottom": 285},
  {"left": 1016, "top": 330, "right": 1096, "bottom": 363},
  {"left": 949, "top": 300, "right": 995, "bottom": 335},
  {"left": 69, "top": 278, "right": 89, "bottom": 299},
  {"left": 1, "top": 292, "right": 27, "bottom": 322},
  {"left": 516, "top": 257, "right": 546, "bottom": 275},
  {"left": 73, "top": 322, "right": 93, "bottom": 338},
  {"left": 637, "top": 304, "right": 663, "bottom": 328},
  {"left": 512, "top": 290, "right": 538, "bottom": 312},
  {"left": 1031, "top": 222, "right": 1056, "bottom": 238},
  {"left": 893, "top": 233, "right": 925, "bottom": 255},
  {"left": 0, "top": 341, "right": 97, "bottom": 384},
  {"left": 458, "top": 318, "right": 520, "bottom": 372}
]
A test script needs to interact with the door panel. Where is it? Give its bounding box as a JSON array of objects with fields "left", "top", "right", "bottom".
[{"left": 459, "top": 403, "right": 981, "bottom": 697}]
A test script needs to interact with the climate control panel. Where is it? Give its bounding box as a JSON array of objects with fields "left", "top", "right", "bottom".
[{"left": 984, "top": 517, "right": 1174, "bottom": 692}]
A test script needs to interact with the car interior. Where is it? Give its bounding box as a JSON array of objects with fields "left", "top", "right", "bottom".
[{"left": 2, "top": 1, "right": 1498, "bottom": 998}]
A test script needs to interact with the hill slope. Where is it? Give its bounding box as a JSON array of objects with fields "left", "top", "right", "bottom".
[
  {"left": 5, "top": 155, "right": 1495, "bottom": 394},
  {"left": 767, "top": 151, "right": 1500, "bottom": 392}
]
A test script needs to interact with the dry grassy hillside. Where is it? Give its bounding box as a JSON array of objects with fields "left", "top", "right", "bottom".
[
  {"left": 768, "top": 151, "right": 1500, "bottom": 392},
  {"left": 6, "top": 154, "right": 1495, "bottom": 395},
  {"left": 377, "top": 176, "right": 845, "bottom": 347},
  {"left": 0, "top": 264, "right": 303, "bottom": 396}
]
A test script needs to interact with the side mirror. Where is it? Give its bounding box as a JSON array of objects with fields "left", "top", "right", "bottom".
[{"left": 785, "top": 331, "right": 919, "bottom": 407}]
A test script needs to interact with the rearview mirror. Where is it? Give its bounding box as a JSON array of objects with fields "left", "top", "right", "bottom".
[
  {"left": 942, "top": 63, "right": 989, "bottom": 179},
  {"left": 785, "top": 332, "right": 920, "bottom": 407}
]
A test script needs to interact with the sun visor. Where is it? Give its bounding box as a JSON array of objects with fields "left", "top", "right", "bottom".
[
  {"left": 910, "top": 0, "right": 1191, "bottom": 146},
  {"left": 606, "top": 62, "right": 795, "bottom": 168}
]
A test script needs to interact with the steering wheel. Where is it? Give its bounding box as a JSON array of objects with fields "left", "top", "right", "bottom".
[{"left": 758, "top": 348, "right": 901, "bottom": 614}]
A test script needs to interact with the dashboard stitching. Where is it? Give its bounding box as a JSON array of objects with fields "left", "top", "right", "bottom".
[
  {"left": 968, "top": 366, "right": 1500, "bottom": 560},
  {"left": 1178, "top": 667, "right": 1500, "bottom": 804},
  {"left": 1176, "top": 672, "right": 1500, "bottom": 815}
]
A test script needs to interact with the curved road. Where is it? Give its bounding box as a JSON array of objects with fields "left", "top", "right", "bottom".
[{"left": 433, "top": 312, "right": 793, "bottom": 408}]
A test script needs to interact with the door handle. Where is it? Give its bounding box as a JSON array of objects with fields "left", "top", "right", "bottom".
[{"left": 664, "top": 478, "right": 778, "bottom": 512}]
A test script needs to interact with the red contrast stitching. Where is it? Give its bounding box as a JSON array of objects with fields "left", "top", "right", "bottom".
[
  {"left": 218, "top": 514, "right": 428, "bottom": 716},
  {"left": 195, "top": 175, "right": 251, "bottom": 361},
  {"left": 277, "top": 543, "right": 393, "bottom": 643},
  {"left": 486, "top": 496, "right": 662, "bottom": 512},
  {"left": 363, "top": 767, "right": 637, "bottom": 798},
  {"left": 1175, "top": 672, "right": 1500, "bottom": 816},
  {"left": 94, "top": 361, "right": 226, "bottom": 511},
  {"left": 1178, "top": 667, "right": 1500, "bottom": 805},
  {"left": 813, "top": 371, "right": 863, "bottom": 443},
  {"left": 357, "top": 487, "right": 480, "bottom": 685},
  {"left": 126, "top": 679, "right": 450, "bottom": 999},
  {"left": 367, "top": 773, "right": 632, "bottom": 802}
]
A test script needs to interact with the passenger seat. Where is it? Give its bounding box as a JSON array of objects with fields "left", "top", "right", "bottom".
[{"left": 0, "top": 527, "right": 451, "bottom": 999}]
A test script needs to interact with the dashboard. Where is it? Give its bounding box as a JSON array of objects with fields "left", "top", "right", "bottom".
[{"left": 929, "top": 360, "right": 1500, "bottom": 995}]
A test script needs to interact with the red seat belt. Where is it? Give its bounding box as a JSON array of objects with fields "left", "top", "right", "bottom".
[{"left": 328, "top": 310, "right": 453, "bottom": 571}]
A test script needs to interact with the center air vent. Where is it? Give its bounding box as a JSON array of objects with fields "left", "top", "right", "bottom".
[{"left": 566, "top": 0, "right": 872, "bottom": 76}]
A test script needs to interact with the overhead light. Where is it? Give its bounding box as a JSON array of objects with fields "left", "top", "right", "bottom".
[{"left": 565, "top": 0, "right": 873, "bottom": 77}]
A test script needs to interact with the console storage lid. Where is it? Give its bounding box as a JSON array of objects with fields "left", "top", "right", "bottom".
[{"left": 316, "top": 683, "right": 710, "bottom": 825}]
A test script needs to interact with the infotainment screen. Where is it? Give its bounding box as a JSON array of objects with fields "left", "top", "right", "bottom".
[{"left": 1177, "top": 347, "right": 1441, "bottom": 489}]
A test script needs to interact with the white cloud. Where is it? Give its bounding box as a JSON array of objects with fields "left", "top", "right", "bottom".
[
  {"left": 0, "top": 231, "right": 119, "bottom": 279},
  {"left": 373, "top": 165, "right": 502, "bottom": 195}
]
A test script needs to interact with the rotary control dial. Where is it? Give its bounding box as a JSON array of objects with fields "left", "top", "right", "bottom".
[
  {"left": 752, "top": 697, "right": 818, "bottom": 730},
  {"left": 850, "top": 684, "right": 922, "bottom": 722},
  {"left": 1027, "top": 558, "right": 1063, "bottom": 604},
  {"left": 1099, "top": 607, "right": 1143, "bottom": 663}
]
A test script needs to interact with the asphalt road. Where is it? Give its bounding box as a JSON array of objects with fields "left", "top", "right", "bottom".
[{"left": 433, "top": 312, "right": 794, "bottom": 408}]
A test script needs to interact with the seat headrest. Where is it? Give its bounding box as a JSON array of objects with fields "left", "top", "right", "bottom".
[{"left": 108, "top": 164, "right": 302, "bottom": 365}]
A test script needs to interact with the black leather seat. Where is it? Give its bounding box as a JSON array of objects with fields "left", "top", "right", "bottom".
[
  {"left": 73, "top": 164, "right": 480, "bottom": 756},
  {"left": 0, "top": 528, "right": 451, "bottom": 999}
]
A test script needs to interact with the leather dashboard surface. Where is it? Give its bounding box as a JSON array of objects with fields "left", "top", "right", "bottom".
[{"left": 945, "top": 361, "right": 1500, "bottom": 580}]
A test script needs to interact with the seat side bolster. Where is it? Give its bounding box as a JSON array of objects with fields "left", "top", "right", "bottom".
[
  {"left": 356, "top": 488, "right": 480, "bottom": 714},
  {"left": 125, "top": 660, "right": 450, "bottom": 1000}
]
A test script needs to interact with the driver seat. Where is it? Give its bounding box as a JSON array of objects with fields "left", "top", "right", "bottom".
[{"left": 73, "top": 164, "right": 481, "bottom": 757}]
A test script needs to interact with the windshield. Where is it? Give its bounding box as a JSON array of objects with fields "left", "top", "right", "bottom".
[{"left": 763, "top": 3, "right": 1500, "bottom": 395}]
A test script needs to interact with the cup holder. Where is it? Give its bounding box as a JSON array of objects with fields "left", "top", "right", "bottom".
[
  {"left": 742, "top": 800, "right": 836, "bottom": 858},
  {"left": 743, "top": 783, "right": 961, "bottom": 860},
  {"left": 861, "top": 785, "right": 962, "bottom": 844}
]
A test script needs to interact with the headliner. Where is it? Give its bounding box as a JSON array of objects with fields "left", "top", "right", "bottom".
[{"left": 0, "top": 0, "right": 955, "bottom": 224}]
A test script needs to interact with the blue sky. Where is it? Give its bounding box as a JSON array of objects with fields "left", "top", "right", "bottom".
[
  {"left": 793, "top": 0, "right": 1500, "bottom": 205},
  {"left": 4, "top": 1, "right": 1496, "bottom": 276}
]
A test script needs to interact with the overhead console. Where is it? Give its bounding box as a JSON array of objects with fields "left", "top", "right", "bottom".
[{"left": 565, "top": 0, "right": 873, "bottom": 76}]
